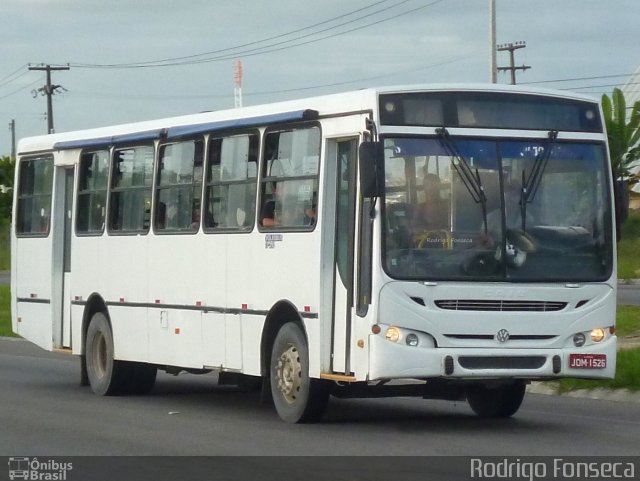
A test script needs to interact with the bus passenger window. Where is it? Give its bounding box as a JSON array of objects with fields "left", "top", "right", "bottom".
[
  {"left": 109, "top": 145, "right": 154, "bottom": 234},
  {"left": 259, "top": 126, "right": 320, "bottom": 230},
  {"left": 77, "top": 150, "right": 109, "bottom": 234},
  {"left": 204, "top": 133, "right": 258, "bottom": 232},
  {"left": 154, "top": 139, "right": 203, "bottom": 233},
  {"left": 16, "top": 155, "right": 54, "bottom": 236}
]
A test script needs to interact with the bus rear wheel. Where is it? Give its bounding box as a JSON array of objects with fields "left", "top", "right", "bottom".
[
  {"left": 270, "top": 322, "right": 329, "bottom": 423},
  {"left": 466, "top": 380, "right": 526, "bottom": 418},
  {"left": 85, "top": 312, "right": 128, "bottom": 395},
  {"left": 85, "top": 312, "right": 157, "bottom": 396}
]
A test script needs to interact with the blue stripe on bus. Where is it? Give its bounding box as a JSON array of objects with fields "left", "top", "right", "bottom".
[
  {"left": 165, "top": 109, "right": 318, "bottom": 139},
  {"left": 54, "top": 129, "right": 165, "bottom": 150},
  {"left": 53, "top": 110, "right": 318, "bottom": 151}
]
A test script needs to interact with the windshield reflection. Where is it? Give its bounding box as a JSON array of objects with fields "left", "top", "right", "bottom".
[{"left": 382, "top": 137, "right": 613, "bottom": 282}]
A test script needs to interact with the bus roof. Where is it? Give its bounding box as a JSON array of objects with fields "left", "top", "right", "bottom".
[{"left": 17, "top": 83, "right": 599, "bottom": 155}]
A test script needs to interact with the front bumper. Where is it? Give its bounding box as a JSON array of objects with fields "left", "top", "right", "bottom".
[{"left": 368, "top": 334, "right": 617, "bottom": 381}]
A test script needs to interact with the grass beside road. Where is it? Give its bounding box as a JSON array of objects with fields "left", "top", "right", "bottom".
[
  {"left": 558, "top": 349, "right": 640, "bottom": 392},
  {"left": 558, "top": 305, "right": 640, "bottom": 392},
  {"left": 617, "top": 210, "right": 640, "bottom": 280},
  {"left": 0, "top": 285, "right": 13, "bottom": 337}
]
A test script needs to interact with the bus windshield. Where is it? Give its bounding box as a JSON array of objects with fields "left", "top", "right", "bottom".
[{"left": 382, "top": 136, "right": 613, "bottom": 282}]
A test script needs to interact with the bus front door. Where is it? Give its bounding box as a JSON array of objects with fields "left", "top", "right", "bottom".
[
  {"left": 53, "top": 165, "right": 74, "bottom": 349},
  {"left": 330, "top": 138, "right": 358, "bottom": 374}
]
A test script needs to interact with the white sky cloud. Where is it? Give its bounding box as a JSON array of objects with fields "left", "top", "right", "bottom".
[{"left": 1, "top": 0, "right": 638, "bottom": 154}]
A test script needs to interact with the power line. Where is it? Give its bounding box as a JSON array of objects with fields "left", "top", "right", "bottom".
[
  {"left": 68, "top": 52, "right": 479, "bottom": 101},
  {"left": 522, "top": 73, "right": 635, "bottom": 85},
  {"left": 71, "top": 0, "right": 446, "bottom": 69},
  {"left": 0, "top": 76, "right": 43, "bottom": 101},
  {"left": 558, "top": 80, "right": 640, "bottom": 91},
  {"left": 0, "top": 63, "right": 30, "bottom": 88},
  {"left": 72, "top": 0, "right": 397, "bottom": 68}
]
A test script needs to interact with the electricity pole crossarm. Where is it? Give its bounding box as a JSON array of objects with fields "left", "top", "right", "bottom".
[
  {"left": 28, "top": 64, "right": 70, "bottom": 134},
  {"left": 497, "top": 42, "right": 531, "bottom": 85}
]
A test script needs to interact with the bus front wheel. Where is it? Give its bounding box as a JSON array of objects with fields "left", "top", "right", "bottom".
[
  {"left": 270, "top": 322, "right": 329, "bottom": 423},
  {"left": 466, "top": 380, "right": 526, "bottom": 418}
]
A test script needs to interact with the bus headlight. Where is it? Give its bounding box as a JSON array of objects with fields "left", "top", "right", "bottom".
[
  {"left": 385, "top": 326, "right": 401, "bottom": 343},
  {"left": 590, "top": 328, "right": 606, "bottom": 343},
  {"left": 573, "top": 333, "right": 586, "bottom": 347},
  {"left": 377, "top": 325, "right": 435, "bottom": 348}
]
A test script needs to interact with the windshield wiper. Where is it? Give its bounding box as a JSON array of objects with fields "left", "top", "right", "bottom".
[
  {"left": 436, "top": 127, "right": 488, "bottom": 233},
  {"left": 520, "top": 130, "right": 558, "bottom": 231}
]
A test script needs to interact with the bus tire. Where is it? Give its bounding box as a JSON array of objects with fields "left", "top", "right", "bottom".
[
  {"left": 270, "top": 322, "right": 329, "bottom": 423},
  {"left": 466, "top": 380, "right": 526, "bottom": 418},
  {"left": 85, "top": 311, "right": 129, "bottom": 396}
]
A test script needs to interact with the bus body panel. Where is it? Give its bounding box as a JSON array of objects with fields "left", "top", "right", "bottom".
[{"left": 11, "top": 85, "right": 617, "bottom": 410}]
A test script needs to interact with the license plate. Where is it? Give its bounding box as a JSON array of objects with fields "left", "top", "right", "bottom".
[{"left": 569, "top": 354, "right": 607, "bottom": 369}]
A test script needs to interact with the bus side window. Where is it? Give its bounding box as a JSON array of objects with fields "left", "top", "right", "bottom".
[
  {"left": 204, "top": 132, "right": 258, "bottom": 232},
  {"left": 109, "top": 145, "right": 154, "bottom": 234},
  {"left": 259, "top": 126, "right": 320, "bottom": 230},
  {"left": 77, "top": 150, "right": 109, "bottom": 234},
  {"left": 16, "top": 155, "right": 54, "bottom": 236},
  {"left": 154, "top": 139, "right": 203, "bottom": 233}
]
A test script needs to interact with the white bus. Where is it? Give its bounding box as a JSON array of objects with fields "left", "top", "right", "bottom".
[{"left": 11, "top": 84, "right": 620, "bottom": 423}]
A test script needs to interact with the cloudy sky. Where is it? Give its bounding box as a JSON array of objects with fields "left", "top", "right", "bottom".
[{"left": 1, "top": 0, "right": 638, "bottom": 156}]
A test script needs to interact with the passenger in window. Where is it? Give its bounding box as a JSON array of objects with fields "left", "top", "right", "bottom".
[
  {"left": 303, "top": 202, "right": 316, "bottom": 226},
  {"left": 260, "top": 183, "right": 279, "bottom": 227},
  {"left": 156, "top": 202, "right": 166, "bottom": 230},
  {"left": 191, "top": 207, "right": 200, "bottom": 230},
  {"left": 413, "top": 173, "right": 447, "bottom": 231}
]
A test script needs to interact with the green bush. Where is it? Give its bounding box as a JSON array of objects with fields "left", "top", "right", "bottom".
[{"left": 0, "top": 220, "right": 9, "bottom": 271}]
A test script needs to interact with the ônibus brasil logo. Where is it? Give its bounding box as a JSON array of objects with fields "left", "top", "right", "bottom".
[{"left": 8, "top": 457, "right": 73, "bottom": 481}]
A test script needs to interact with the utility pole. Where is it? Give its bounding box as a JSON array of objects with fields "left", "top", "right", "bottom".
[
  {"left": 489, "top": 0, "right": 497, "bottom": 83},
  {"left": 28, "top": 64, "right": 70, "bottom": 134},
  {"left": 9, "top": 120, "right": 16, "bottom": 159},
  {"left": 497, "top": 42, "right": 530, "bottom": 85}
]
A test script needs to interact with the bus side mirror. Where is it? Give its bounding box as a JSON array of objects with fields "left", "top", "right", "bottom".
[
  {"left": 614, "top": 179, "right": 629, "bottom": 240},
  {"left": 359, "top": 141, "right": 384, "bottom": 198}
]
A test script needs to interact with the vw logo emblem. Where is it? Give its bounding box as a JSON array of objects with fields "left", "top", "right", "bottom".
[{"left": 496, "top": 329, "right": 510, "bottom": 343}]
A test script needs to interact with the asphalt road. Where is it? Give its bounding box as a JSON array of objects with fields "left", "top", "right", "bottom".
[
  {"left": 1, "top": 338, "right": 639, "bottom": 458},
  {"left": 618, "top": 283, "right": 640, "bottom": 305}
]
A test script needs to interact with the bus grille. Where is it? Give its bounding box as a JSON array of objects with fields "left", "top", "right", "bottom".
[
  {"left": 444, "top": 334, "right": 556, "bottom": 341},
  {"left": 458, "top": 356, "right": 546, "bottom": 370},
  {"left": 435, "top": 300, "right": 567, "bottom": 312}
]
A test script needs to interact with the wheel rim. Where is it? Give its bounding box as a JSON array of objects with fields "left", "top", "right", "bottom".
[
  {"left": 275, "top": 343, "right": 302, "bottom": 404},
  {"left": 93, "top": 331, "right": 108, "bottom": 379}
]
